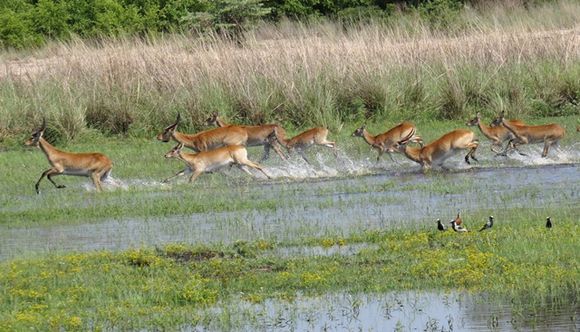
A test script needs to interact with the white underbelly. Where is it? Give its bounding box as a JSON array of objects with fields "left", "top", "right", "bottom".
[
  {"left": 204, "top": 160, "right": 232, "bottom": 172},
  {"left": 63, "top": 169, "right": 90, "bottom": 176}
]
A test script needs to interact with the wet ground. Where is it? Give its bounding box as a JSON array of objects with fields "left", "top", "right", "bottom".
[
  {"left": 1, "top": 163, "right": 578, "bottom": 260},
  {"left": 194, "top": 291, "right": 579, "bottom": 331}
]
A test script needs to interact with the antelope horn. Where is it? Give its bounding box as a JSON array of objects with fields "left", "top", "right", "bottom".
[
  {"left": 163, "top": 113, "right": 181, "bottom": 131},
  {"left": 40, "top": 118, "right": 47, "bottom": 131},
  {"left": 398, "top": 128, "right": 415, "bottom": 145}
]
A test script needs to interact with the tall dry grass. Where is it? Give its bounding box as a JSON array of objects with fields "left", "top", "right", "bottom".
[{"left": 0, "top": 0, "right": 578, "bottom": 143}]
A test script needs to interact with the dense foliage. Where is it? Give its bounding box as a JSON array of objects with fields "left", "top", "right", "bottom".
[{"left": 0, "top": 0, "right": 555, "bottom": 49}]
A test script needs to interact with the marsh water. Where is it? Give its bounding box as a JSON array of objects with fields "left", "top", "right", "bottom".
[
  {"left": 193, "top": 292, "right": 579, "bottom": 331},
  {"left": 1, "top": 146, "right": 579, "bottom": 330},
  {"left": 1, "top": 163, "right": 578, "bottom": 260}
]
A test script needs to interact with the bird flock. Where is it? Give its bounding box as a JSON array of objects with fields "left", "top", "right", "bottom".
[{"left": 436, "top": 211, "right": 554, "bottom": 233}]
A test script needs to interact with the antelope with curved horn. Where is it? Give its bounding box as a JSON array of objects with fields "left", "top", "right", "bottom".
[
  {"left": 270, "top": 127, "right": 336, "bottom": 165},
  {"left": 205, "top": 113, "right": 287, "bottom": 161},
  {"left": 395, "top": 129, "right": 479, "bottom": 171},
  {"left": 352, "top": 122, "right": 423, "bottom": 163},
  {"left": 25, "top": 119, "right": 113, "bottom": 193},
  {"left": 162, "top": 143, "right": 270, "bottom": 183},
  {"left": 157, "top": 113, "right": 249, "bottom": 152},
  {"left": 493, "top": 112, "right": 565, "bottom": 157},
  {"left": 465, "top": 112, "right": 525, "bottom": 153}
]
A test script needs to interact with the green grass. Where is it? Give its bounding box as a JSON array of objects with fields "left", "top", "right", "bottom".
[
  {"left": 0, "top": 117, "right": 577, "bottom": 330},
  {"left": 0, "top": 207, "right": 577, "bottom": 330}
]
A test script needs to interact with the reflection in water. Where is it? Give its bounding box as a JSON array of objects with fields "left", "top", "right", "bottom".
[
  {"left": 189, "top": 292, "right": 579, "bottom": 331},
  {"left": 0, "top": 164, "right": 578, "bottom": 260}
]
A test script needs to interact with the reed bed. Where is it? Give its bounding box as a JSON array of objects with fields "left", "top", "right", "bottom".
[{"left": 0, "top": 1, "right": 578, "bottom": 144}]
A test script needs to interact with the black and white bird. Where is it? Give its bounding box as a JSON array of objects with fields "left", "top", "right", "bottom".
[
  {"left": 479, "top": 216, "right": 494, "bottom": 232},
  {"left": 436, "top": 219, "right": 447, "bottom": 231},
  {"left": 450, "top": 220, "right": 468, "bottom": 232},
  {"left": 546, "top": 217, "right": 552, "bottom": 229}
]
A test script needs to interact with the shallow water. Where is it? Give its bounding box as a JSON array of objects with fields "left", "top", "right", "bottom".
[
  {"left": 0, "top": 163, "right": 578, "bottom": 260},
  {"left": 192, "top": 291, "right": 579, "bottom": 331}
]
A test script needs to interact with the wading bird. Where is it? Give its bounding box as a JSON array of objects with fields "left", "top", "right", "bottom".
[
  {"left": 478, "top": 216, "right": 494, "bottom": 232},
  {"left": 450, "top": 220, "right": 468, "bottom": 233},
  {"left": 546, "top": 217, "right": 552, "bottom": 229},
  {"left": 452, "top": 210, "right": 463, "bottom": 226},
  {"left": 436, "top": 219, "right": 447, "bottom": 231},
  {"left": 25, "top": 119, "right": 113, "bottom": 194}
]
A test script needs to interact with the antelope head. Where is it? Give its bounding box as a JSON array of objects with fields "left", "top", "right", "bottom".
[
  {"left": 164, "top": 143, "right": 184, "bottom": 159},
  {"left": 24, "top": 118, "right": 47, "bottom": 147},
  {"left": 490, "top": 111, "right": 505, "bottom": 127},
  {"left": 205, "top": 112, "right": 219, "bottom": 126},
  {"left": 465, "top": 112, "right": 481, "bottom": 126},
  {"left": 157, "top": 113, "right": 181, "bottom": 142},
  {"left": 351, "top": 125, "right": 366, "bottom": 137}
]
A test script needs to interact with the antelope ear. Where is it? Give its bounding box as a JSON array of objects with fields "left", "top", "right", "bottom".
[{"left": 177, "top": 143, "right": 184, "bottom": 150}]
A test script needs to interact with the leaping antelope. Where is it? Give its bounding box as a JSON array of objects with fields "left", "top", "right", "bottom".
[
  {"left": 352, "top": 122, "right": 422, "bottom": 164},
  {"left": 270, "top": 127, "right": 336, "bottom": 165},
  {"left": 205, "top": 113, "right": 287, "bottom": 161},
  {"left": 493, "top": 112, "right": 565, "bottom": 157},
  {"left": 162, "top": 143, "right": 270, "bottom": 183},
  {"left": 395, "top": 129, "right": 479, "bottom": 171},
  {"left": 157, "top": 113, "right": 249, "bottom": 152},
  {"left": 465, "top": 112, "right": 524, "bottom": 153},
  {"left": 25, "top": 119, "right": 113, "bottom": 193}
]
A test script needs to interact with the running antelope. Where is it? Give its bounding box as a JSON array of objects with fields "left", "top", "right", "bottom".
[
  {"left": 465, "top": 112, "right": 524, "bottom": 153},
  {"left": 493, "top": 112, "right": 565, "bottom": 157},
  {"left": 162, "top": 143, "right": 270, "bottom": 183},
  {"left": 395, "top": 129, "right": 479, "bottom": 171},
  {"left": 205, "top": 113, "right": 287, "bottom": 161},
  {"left": 25, "top": 119, "right": 112, "bottom": 193},
  {"left": 271, "top": 127, "right": 336, "bottom": 165},
  {"left": 352, "top": 122, "right": 423, "bottom": 163},
  {"left": 157, "top": 113, "right": 248, "bottom": 152}
]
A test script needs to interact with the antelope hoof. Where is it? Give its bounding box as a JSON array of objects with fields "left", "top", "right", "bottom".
[{"left": 57, "top": 185, "right": 66, "bottom": 189}]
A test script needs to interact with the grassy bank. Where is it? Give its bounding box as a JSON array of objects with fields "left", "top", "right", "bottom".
[
  {"left": 0, "top": 209, "right": 577, "bottom": 330},
  {"left": 1, "top": 1, "right": 579, "bottom": 144}
]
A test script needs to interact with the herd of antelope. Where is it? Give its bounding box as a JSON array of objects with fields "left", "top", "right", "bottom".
[{"left": 25, "top": 111, "right": 568, "bottom": 193}]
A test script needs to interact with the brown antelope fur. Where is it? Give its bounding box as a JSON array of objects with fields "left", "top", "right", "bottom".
[
  {"left": 157, "top": 113, "right": 248, "bottom": 152},
  {"left": 162, "top": 143, "right": 270, "bottom": 183},
  {"left": 271, "top": 127, "right": 336, "bottom": 165},
  {"left": 352, "top": 122, "right": 423, "bottom": 163},
  {"left": 24, "top": 119, "right": 112, "bottom": 194},
  {"left": 493, "top": 112, "right": 565, "bottom": 157},
  {"left": 395, "top": 129, "right": 479, "bottom": 171},
  {"left": 205, "top": 113, "right": 287, "bottom": 161},
  {"left": 465, "top": 112, "right": 525, "bottom": 153}
]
